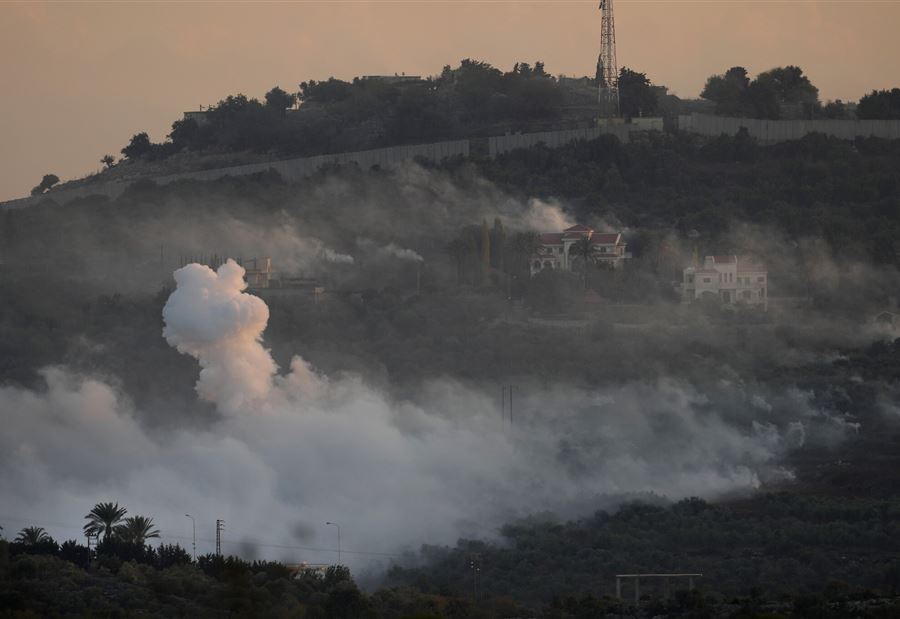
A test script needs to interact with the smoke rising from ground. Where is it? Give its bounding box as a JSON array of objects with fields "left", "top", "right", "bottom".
[{"left": 0, "top": 260, "right": 861, "bottom": 570}]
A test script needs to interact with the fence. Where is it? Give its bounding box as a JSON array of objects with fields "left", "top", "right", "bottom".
[{"left": 678, "top": 113, "right": 900, "bottom": 143}]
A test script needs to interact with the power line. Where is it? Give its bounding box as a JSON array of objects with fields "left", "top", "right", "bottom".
[{"left": 0, "top": 514, "right": 401, "bottom": 558}]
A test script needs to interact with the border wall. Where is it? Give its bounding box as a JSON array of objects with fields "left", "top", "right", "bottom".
[
  {"left": 1, "top": 139, "right": 470, "bottom": 210},
  {"left": 488, "top": 124, "right": 639, "bottom": 157},
  {"left": 1, "top": 122, "right": 662, "bottom": 210},
  {"left": 678, "top": 113, "right": 900, "bottom": 143}
]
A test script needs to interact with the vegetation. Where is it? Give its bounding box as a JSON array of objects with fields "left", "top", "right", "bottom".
[
  {"left": 29, "top": 173, "right": 59, "bottom": 196},
  {"left": 3, "top": 495, "right": 899, "bottom": 617},
  {"left": 701, "top": 65, "right": 820, "bottom": 120},
  {"left": 83, "top": 501, "right": 128, "bottom": 541},
  {"left": 115, "top": 59, "right": 579, "bottom": 164},
  {"left": 387, "top": 494, "right": 900, "bottom": 605},
  {"left": 3, "top": 94, "right": 900, "bottom": 615},
  {"left": 857, "top": 88, "right": 900, "bottom": 120}
]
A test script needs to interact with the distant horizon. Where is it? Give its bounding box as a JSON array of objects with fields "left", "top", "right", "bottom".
[{"left": 2, "top": 1, "right": 898, "bottom": 201}]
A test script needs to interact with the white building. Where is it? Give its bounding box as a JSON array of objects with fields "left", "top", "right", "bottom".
[
  {"left": 682, "top": 255, "right": 767, "bottom": 309},
  {"left": 531, "top": 224, "right": 628, "bottom": 275}
]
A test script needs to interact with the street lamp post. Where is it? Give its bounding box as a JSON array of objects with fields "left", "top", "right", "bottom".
[
  {"left": 325, "top": 521, "right": 341, "bottom": 565},
  {"left": 185, "top": 514, "right": 196, "bottom": 561}
]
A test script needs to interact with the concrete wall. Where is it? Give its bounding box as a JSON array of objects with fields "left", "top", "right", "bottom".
[
  {"left": 678, "top": 113, "right": 900, "bottom": 143},
  {"left": 1, "top": 139, "right": 470, "bottom": 210},
  {"left": 488, "top": 125, "right": 635, "bottom": 157},
  {"left": 2, "top": 123, "right": 658, "bottom": 210}
]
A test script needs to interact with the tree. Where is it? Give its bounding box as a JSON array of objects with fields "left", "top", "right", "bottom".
[
  {"left": 755, "top": 65, "right": 819, "bottom": 109},
  {"left": 480, "top": 218, "right": 491, "bottom": 286},
  {"left": 115, "top": 515, "right": 160, "bottom": 545},
  {"left": 84, "top": 502, "right": 127, "bottom": 541},
  {"left": 446, "top": 238, "right": 468, "bottom": 286},
  {"left": 512, "top": 232, "right": 542, "bottom": 275},
  {"left": 569, "top": 237, "right": 599, "bottom": 269},
  {"left": 490, "top": 217, "right": 507, "bottom": 271},
  {"left": 100, "top": 154, "right": 116, "bottom": 169},
  {"left": 568, "top": 237, "right": 600, "bottom": 287},
  {"left": 822, "top": 100, "right": 848, "bottom": 119},
  {"left": 121, "top": 132, "right": 153, "bottom": 159},
  {"left": 30, "top": 173, "right": 60, "bottom": 196},
  {"left": 298, "top": 78, "right": 353, "bottom": 104},
  {"left": 264, "top": 86, "right": 297, "bottom": 115},
  {"left": 16, "top": 526, "right": 51, "bottom": 545},
  {"left": 618, "top": 67, "right": 658, "bottom": 118},
  {"left": 701, "top": 65, "right": 819, "bottom": 119},
  {"left": 168, "top": 118, "right": 201, "bottom": 150},
  {"left": 857, "top": 88, "right": 900, "bottom": 120},
  {"left": 701, "top": 67, "right": 751, "bottom": 116}
]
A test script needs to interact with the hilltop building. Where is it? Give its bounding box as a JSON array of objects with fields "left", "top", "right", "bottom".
[
  {"left": 682, "top": 255, "right": 767, "bottom": 309},
  {"left": 531, "top": 224, "right": 628, "bottom": 275}
]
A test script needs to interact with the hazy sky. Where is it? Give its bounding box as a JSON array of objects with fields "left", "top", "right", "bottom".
[{"left": 1, "top": 0, "right": 898, "bottom": 202}]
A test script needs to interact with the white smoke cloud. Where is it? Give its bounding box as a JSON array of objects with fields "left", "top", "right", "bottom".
[
  {"left": 320, "top": 247, "right": 354, "bottom": 265},
  {"left": 0, "top": 261, "right": 852, "bottom": 569},
  {"left": 518, "top": 198, "right": 575, "bottom": 232},
  {"left": 377, "top": 243, "right": 424, "bottom": 263},
  {"left": 163, "top": 260, "right": 277, "bottom": 411}
]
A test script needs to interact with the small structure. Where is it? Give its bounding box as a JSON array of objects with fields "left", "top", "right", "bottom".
[
  {"left": 682, "top": 255, "right": 767, "bottom": 310},
  {"left": 531, "top": 224, "right": 628, "bottom": 275},
  {"left": 360, "top": 74, "right": 422, "bottom": 85},
  {"left": 615, "top": 573, "right": 702, "bottom": 604},
  {"left": 182, "top": 109, "right": 211, "bottom": 127},
  {"left": 244, "top": 257, "right": 273, "bottom": 289}
]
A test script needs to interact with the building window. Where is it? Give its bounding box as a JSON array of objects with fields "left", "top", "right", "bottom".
[
  {"left": 533, "top": 261, "right": 541, "bottom": 270},
  {"left": 686, "top": 274, "right": 694, "bottom": 283},
  {"left": 543, "top": 261, "right": 553, "bottom": 270},
  {"left": 703, "top": 277, "right": 711, "bottom": 283},
  {"left": 758, "top": 276, "right": 765, "bottom": 283}
]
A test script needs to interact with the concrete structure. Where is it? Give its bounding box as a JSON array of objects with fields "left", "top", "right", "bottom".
[
  {"left": 531, "top": 224, "right": 628, "bottom": 275},
  {"left": 360, "top": 74, "right": 422, "bottom": 84},
  {"left": 682, "top": 255, "right": 767, "bottom": 309},
  {"left": 182, "top": 110, "right": 211, "bottom": 127},
  {"left": 0, "top": 139, "right": 470, "bottom": 210},
  {"left": 488, "top": 125, "right": 635, "bottom": 157},
  {"left": 615, "top": 573, "right": 701, "bottom": 604},
  {"left": 1, "top": 124, "right": 662, "bottom": 210},
  {"left": 243, "top": 257, "right": 273, "bottom": 289},
  {"left": 679, "top": 113, "right": 900, "bottom": 144}
]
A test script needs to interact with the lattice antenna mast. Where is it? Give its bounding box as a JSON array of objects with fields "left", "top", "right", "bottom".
[{"left": 596, "top": 0, "right": 619, "bottom": 116}]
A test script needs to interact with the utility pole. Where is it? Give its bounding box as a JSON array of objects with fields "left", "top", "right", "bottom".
[
  {"left": 469, "top": 553, "right": 481, "bottom": 601},
  {"left": 215, "top": 519, "right": 225, "bottom": 557},
  {"left": 326, "top": 521, "right": 341, "bottom": 565},
  {"left": 597, "top": 0, "right": 620, "bottom": 117},
  {"left": 185, "top": 514, "right": 196, "bottom": 561}
]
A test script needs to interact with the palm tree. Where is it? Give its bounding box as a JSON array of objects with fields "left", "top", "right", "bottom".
[
  {"left": 16, "top": 526, "right": 51, "bottom": 545},
  {"left": 84, "top": 502, "right": 127, "bottom": 541},
  {"left": 116, "top": 516, "right": 160, "bottom": 545}
]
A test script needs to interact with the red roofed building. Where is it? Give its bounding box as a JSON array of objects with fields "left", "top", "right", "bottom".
[
  {"left": 531, "top": 224, "right": 629, "bottom": 275},
  {"left": 682, "top": 255, "right": 767, "bottom": 310}
]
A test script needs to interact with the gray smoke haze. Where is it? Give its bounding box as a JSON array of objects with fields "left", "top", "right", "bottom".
[{"left": 0, "top": 260, "right": 861, "bottom": 570}]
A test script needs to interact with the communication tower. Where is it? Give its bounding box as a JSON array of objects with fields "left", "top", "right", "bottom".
[{"left": 596, "top": 0, "right": 620, "bottom": 117}]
